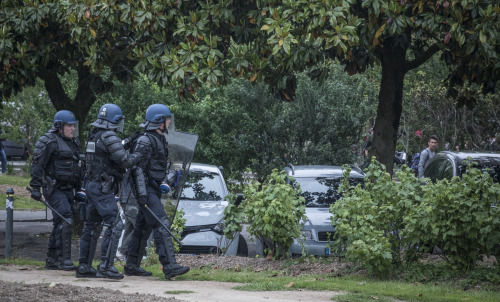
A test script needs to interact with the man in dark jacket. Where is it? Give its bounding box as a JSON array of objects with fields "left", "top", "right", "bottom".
[
  {"left": 124, "top": 104, "right": 189, "bottom": 279},
  {"left": 0, "top": 138, "right": 6, "bottom": 174},
  {"left": 29, "top": 110, "right": 83, "bottom": 271}
]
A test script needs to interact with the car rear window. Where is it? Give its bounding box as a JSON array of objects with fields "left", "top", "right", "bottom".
[
  {"left": 458, "top": 164, "right": 500, "bottom": 183},
  {"left": 295, "top": 177, "right": 364, "bottom": 207}
]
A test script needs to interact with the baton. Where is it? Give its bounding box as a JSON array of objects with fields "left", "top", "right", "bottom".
[
  {"left": 26, "top": 187, "right": 72, "bottom": 225},
  {"left": 143, "top": 205, "right": 182, "bottom": 246}
]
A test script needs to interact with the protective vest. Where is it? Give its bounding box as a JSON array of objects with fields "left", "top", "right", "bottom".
[
  {"left": 45, "top": 133, "right": 81, "bottom": 184},
  {"left": 85, "top": 130, "right": 123, "bottom": 181},
  {"left": 145, "top": 132, "right": 168, "bottom": 183}
]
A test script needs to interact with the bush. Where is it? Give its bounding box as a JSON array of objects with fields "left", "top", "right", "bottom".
[
  {"left": 241, "top": 169, "right": 306, "bottom": 259},
  {"left": 331, "top": 158, "right": 500, "bottom": 276},
  {"left": 405, "top": 163, "right": 500, "bottom": 270}
]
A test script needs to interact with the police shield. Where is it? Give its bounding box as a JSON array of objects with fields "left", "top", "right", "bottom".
[{"left": 163, "top": 114, "right": 198, "bottom": 221}]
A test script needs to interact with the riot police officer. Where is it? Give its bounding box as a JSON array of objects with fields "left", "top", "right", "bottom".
[
  {"left": 77, "top": 104, "right": 142, "bottom": 279},
  {"left": 125, "top": 104, "right": 190, "bottom": 279},
  {"left": 30, "top": 110, "right": 83, "bottom": 271}
]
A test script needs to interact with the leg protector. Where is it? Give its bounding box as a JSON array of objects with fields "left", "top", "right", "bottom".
[
  {"left": 157, "top": 219, "right": 177, "bottom": 265},
  {"left": 157, "top": 218, "right": 189, "bottom": 279},
  {"left": 102, "top": 215, "right": 123, "bottom": 268},
  {"left": 135, "top": 226, "right": 153, "bottom": 267},
  {"left": 87, "top": 222, "right": 103, "bottom": 266},
  {"left": 96, "top": 214, "right": 124, "bottom": 280},
  {"left": 60, "top": 218, "right": 76, "bottom": 271}
]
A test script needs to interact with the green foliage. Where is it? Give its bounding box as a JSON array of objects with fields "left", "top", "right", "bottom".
[
  {"left": 223, "top": 193, "right": 245, "bottom": 240},
  {"left": 242, "top": 169, "right": 306, "bottom": 259},
  {"left": 405, "top": 163, "right": 500, "bottom": 270},
  {"left": 331, "top": 160, "right": 407, "bottom": 276},
  {"left": 164, "top": 201, "right": 186, "bottom": 253},
  {"left": 0, "top": 80, "right": 55, "bottom": 146},
  {"left": 142, "top": 241, "right": 159, "bottom": 266},
  {"left": 332, "top": 158, "right": 500, "bottom": 275}
]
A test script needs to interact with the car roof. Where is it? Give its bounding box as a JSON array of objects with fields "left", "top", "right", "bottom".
[
  {"left": 284, "top": 165, "right": 365, "bottom": 178},
  {"left": 437, "top": 151, "right": 500, "bottom": 166},
  {"left": 189, "top": 163, "right": 221, "bottom": 173}
]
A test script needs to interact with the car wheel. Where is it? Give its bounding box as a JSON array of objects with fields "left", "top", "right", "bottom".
[{"left": 236, "top": 234, "right": 248, "bottom": 257}]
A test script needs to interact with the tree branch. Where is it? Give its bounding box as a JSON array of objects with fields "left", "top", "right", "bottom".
[{"left": 404, "top": 43, "right": 442, "bottom": 72}]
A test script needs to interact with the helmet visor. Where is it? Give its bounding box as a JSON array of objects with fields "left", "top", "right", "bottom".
[
  {"left": 116, "top": 118, "right": 125, "bottom": 133},
  {"left": 62, "top": 121, "right": 79, "bottom": 138}
]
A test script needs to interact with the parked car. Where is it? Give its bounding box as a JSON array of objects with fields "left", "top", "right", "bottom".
[
  {"left": 284, "top": 165, "right": 365, "bottom": 256},
  {"left": 423, "top": 151, "right": 500, "bottom": 183},
  {"left": 2, "top": 140, "right": 29, "bottom": 160},
  {"left": 177, "top": 163, "right": 248, "bottom": 256}
]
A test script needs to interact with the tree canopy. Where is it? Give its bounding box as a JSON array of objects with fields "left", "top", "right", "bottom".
[{"left": 2, "top": 1, "right": 499, "bottom": 172}]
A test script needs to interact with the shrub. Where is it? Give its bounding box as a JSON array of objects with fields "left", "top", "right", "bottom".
[{"left": 241, "top": 169, "right": 306, "bottom": 259}]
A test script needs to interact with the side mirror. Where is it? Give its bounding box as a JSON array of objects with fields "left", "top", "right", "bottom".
[{"left": 235, "top": 193, "right": 244, "bottom": 206}]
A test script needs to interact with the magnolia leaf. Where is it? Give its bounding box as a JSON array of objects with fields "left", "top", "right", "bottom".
[
  {"left": 250, "top": 72, "right": 258, "bottom": 83},
  {"left": 375, "top": 24, "right": 385, "bottom": 39}
]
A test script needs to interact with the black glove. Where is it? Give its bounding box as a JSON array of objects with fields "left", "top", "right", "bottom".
[
  {"left": 30, "top": 187, "right": 42, "bottom": 201},
  {"left": 137, "top": 195, "right": 147, "bottom": 207}
]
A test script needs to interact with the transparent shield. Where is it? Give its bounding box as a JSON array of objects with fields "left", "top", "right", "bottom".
[{"left": 163, "top": 118, "right": 198, "bottom": 222}]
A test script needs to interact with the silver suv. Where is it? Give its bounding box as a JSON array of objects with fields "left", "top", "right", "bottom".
[{"left": 284, "top": 165, "right": 365, "bottom": 256}]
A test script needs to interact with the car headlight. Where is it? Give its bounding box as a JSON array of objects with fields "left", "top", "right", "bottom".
[
  {"left": 301, "top": 230, "right": 314, "bottom": 240},
  {"left": 211, "top": 220, "right": 225, "bottom": 235}
]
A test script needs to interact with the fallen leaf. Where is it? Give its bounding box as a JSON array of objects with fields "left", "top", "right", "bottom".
[
  {"left": 49, "top": 282, "right": 56, "bottom": 288},
  {"left": 285, "top": 282, "right": 294, "bottom": 288},
  {"left": 370, "top": 296, "right": 379, "bottom": 300}
]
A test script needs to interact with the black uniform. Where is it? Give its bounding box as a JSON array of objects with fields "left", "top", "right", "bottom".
[
  {"left": 125, "top": 130, "right": 189, "bottom": 278},
  {"left": 30, "top": 130, "right": 83, "bottom": 270},
  {"left": 77, "top": 128, "right": 142, "bottom": 279}
]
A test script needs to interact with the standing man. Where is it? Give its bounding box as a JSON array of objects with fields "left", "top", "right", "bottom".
[
  {"left": 76, "top": 104, "right": 142, "bottom": 279},
  {"left": 29, "top": 110, "right": 83, "bottom": 271},
  {"left": 418, "top": 135, "right": 439, "bottom": 178},
  {"left": 125, "top": 104, "right": 189, "bottom": 279},
  {"left": 0, "top": 138, "right": 6, "bottom": 174}
]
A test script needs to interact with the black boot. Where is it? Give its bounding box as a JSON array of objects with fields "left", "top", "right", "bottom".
[
  {"left": 163, "top": 264, "right": 190, "bottom": 279},
  {"left": 44, "top": 250, "right": 60, "bottom": 270},
  {"left": 124, "top": 264, "right": 152, "bottom": 277},
  {"left": 76, "top": 263, "right": 98, "bottom": 278},
  {"left": 96, "top": 262, "right": 124, "bottom": 280}
]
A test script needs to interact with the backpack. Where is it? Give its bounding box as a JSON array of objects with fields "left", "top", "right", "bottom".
[{"left": 410, "top": 152, "right": 420, "bottom": 175}]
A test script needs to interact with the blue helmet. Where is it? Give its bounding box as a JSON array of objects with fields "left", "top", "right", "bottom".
[
  {"left": 53, "top": 110, "right": 78, "bottom": 129},
  {"left": 141, "top": 104, "right": 171, "bottom": 131},
  {"left": 91, "top": 104, "right": 125, "bottom": 132},
  {"left": 145, "top": 104, "right": 171, "bottom": 123}
]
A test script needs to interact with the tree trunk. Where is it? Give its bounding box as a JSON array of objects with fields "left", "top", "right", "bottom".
[
  {"left": 370, "top": 44, "right": 407, "bottom": 175},
  {"left": 39, "top": 65, "right": 98, "bottom": 236}
]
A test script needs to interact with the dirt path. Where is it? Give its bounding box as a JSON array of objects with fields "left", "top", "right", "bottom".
[{"left": 0, "top": 264, "right": 343, "bottom": 302}]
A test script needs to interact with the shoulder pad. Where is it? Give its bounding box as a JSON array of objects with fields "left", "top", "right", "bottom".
[
  {"left": 135, "top": 135, "right": 152, "bottom": 147},
  {"left": 33, "top": 133, "right": 56, "bottom": 156}
]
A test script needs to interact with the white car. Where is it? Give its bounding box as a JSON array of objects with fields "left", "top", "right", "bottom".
[{"left": 177, "top": 163, "right": 248, "bottom": 256}]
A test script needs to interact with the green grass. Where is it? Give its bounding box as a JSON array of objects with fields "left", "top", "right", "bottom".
[
  {"left": 2, "top": 258, "right": 500, "bottom": 302},
  {"left": 0, "top": 194, "right": 46, "bottom": 210},
  {"left": 0, "top": 174, "right": 31, "bottom": 187},
  {"left": 165, "top": 290, "right": 195, "bottom": 294}
]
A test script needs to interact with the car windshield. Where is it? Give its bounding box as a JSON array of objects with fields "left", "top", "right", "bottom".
[
  {"left": 180, "top": 170, "right": 224, "bottom": 201},
  {"left": 295, "top": 177, "right": 363, "bottom": 207}
]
